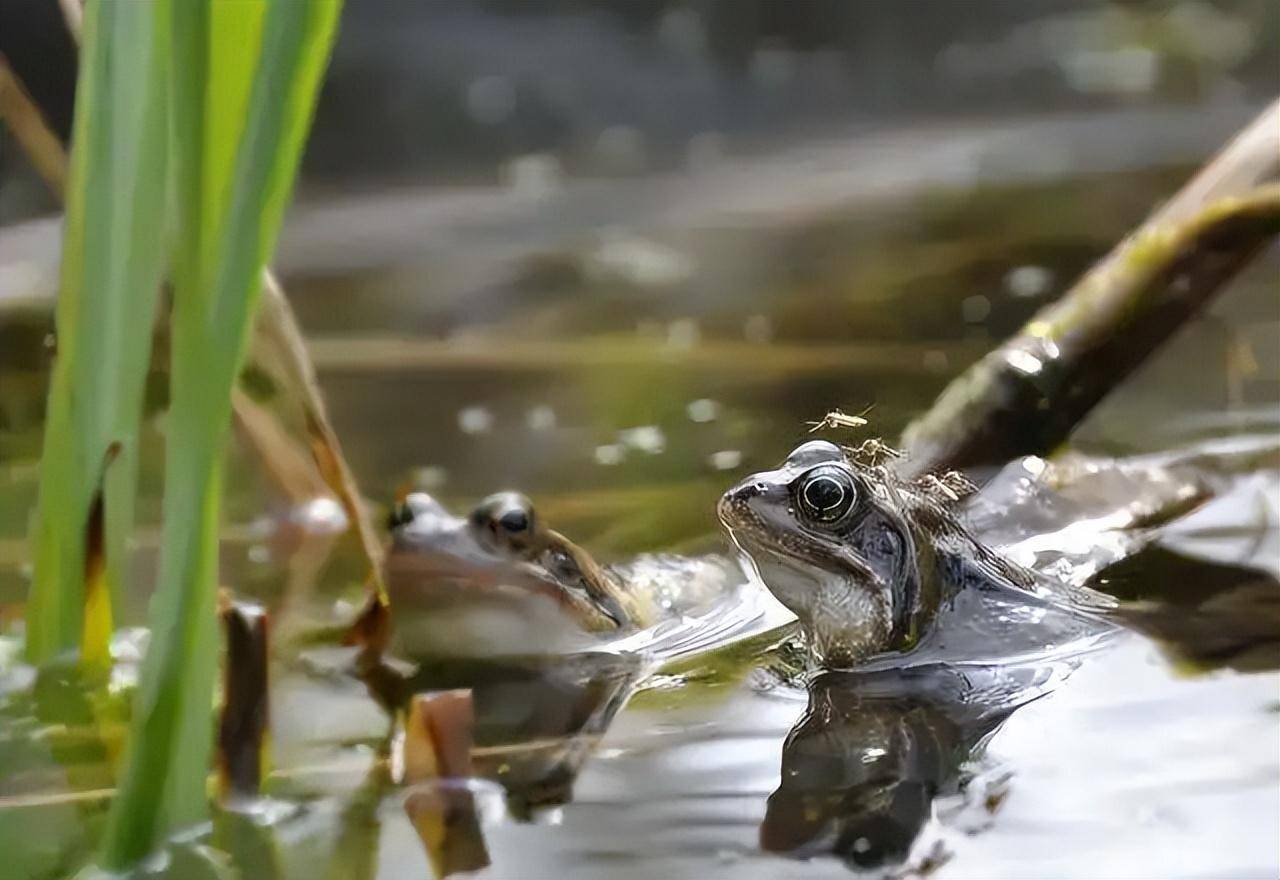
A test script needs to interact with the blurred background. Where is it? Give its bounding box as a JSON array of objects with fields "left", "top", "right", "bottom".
[
  {"left": 0, "top": 5, "right": 1277, "bottom": 878},
  {"left": 1, "top": 0, "right": 1277, "bottom": 569}
]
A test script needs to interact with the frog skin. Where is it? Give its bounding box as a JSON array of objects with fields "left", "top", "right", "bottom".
[
  {"left": 385, "top": 436, "right": 1271, "bottom": 665},
  {"left": 385, "top": 490, "right": 742, "bottom": 647},
  {"left": 717, "top": 439, "right": 1061, "bottom": 668},
  {"left": 386, "top": 490, "right": 657, "bottom": 635}
]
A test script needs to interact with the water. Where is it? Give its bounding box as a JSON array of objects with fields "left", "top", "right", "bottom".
[{"left": 1, "top": 108, "right": 1278, "bottom": 878}]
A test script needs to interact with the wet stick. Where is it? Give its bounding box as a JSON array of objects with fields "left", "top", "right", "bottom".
[
  {"left": 398, "top": 691, "right": 490, "bottom": 879},
  {"left": 217, "top": 599, "right": 271, "bottom": 800},
  {"left": 900, "top": 101, "right": 1280, "bottom": 476}
]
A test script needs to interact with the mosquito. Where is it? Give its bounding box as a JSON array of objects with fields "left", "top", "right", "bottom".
[{"left": 807, "top": 406, "right": 872, "bottom": 433}]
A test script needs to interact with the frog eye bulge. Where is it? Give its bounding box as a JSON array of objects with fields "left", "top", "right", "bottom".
[
  {"left": 796, "top": 465, "right": 856, "bottom": 523},
  {"left": 387, "top": 492, "right": 434, "bottom": 530},
  {"left": 496, "top": 506, "right": 530, "bottom": 535},
  {"left": 471, "top": 491, "right": 538, "bottom": 553}
]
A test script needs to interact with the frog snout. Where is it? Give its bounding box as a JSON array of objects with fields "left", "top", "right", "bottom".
[
  {"left": 724, "top": 481, "right": 764, "bottom": 503},
  {"left": 718, "top": 477, "right": 781, "bottom": 530}
]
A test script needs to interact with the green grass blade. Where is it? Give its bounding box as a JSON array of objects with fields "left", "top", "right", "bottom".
[
  {"left": 100, "top": 0, "right": 342, "bottom": 867},
  {"left": 25, "top": 0, "right": 169, "bottom": 665}
]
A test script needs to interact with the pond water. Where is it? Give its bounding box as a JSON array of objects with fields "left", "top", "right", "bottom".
[{"left": 0, "top": 107, "right": 1277, "bottom": 879}]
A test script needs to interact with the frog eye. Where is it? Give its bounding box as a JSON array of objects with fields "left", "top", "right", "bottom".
[
  {"left": 387, "top": 492, "right": 435, "bottom": 530},
  {"left": 496, "top": 506, "right": 529, "bottom": 534},
  {"left": 470, "top": 491, "right": 538, "bottom": 552},
  {"left": 796, "top": 465, "right": 856, "bottom": 523}
]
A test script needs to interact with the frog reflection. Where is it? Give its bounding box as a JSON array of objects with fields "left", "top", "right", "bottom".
[
  {"left": 359, "top": 646, "right": 643, "bottom": 817},
  {"left": 762, "top": 662, "right": 1051, "bottom": 871}
]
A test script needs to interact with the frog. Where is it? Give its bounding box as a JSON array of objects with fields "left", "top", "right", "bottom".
[
  {"left": 716, "top": 438, "right": 1112, "bottom": 668},
  {"left": 382, "top": 435, "right": 1274, "bottom": 667},
  {"left": 384, "top": 489, "right": 738, "bottom": 657}
]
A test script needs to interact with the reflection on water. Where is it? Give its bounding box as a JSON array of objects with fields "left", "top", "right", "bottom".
[{"left": 761, "top": 663, "right": 1057, "bottom": 871}]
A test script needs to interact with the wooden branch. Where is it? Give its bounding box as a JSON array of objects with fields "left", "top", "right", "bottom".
[
  {"left": 249, "top": 277, "right": 387, "bottom": 596},
  {"left": 217, "top": 598, "right": 271, "bottom": 800},
  {"left": 900, "top": 100, "right": 1280, "bottom": 476}
]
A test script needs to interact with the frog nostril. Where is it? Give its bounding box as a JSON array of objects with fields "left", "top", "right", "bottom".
[{"left": 727, "top": 481, "right": 766, "bottom": 503}]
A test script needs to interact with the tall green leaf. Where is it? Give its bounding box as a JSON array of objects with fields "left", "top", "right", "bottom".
[
  {"left": 25, "top": 0, "right": 169, "bottom": 665},
  {"left": 100, "top": 0, "right": 342, "bottom": 867}
]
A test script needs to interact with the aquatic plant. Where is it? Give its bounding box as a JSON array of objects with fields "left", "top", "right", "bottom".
[
  {"left": 21, "top": 0, "right": 342, "bottom": 867},
  {"left": 25, "top": 0, "right": 168, "bottom": 668}
]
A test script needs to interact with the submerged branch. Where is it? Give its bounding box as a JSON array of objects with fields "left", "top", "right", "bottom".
[{"left": 901, "top": 101, "right": 1280, "bottom": 476}]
